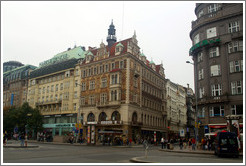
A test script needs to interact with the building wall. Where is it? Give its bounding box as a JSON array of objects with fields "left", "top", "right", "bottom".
[
  {"left": 190, "top": 3, "right": 243, "bottom": 135},
  {"left": 166, "top": 79, "right": 187, "bottom": 137}
]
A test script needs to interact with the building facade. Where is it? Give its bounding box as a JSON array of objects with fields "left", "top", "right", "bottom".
[
  {"left": 77, "top": 22, "right": 167, "bottom": 144},
  {"left": 166, "top": 79, "right": 187, "bottom": 139},
  {"left": 27, "top": 46, "right": 85, "bottom": 137},
  {"left": 3, "top": 64, "right": 37, "bottom": 108},
  {"left": 189, "top": 3, "right": 243, "bottom": 137},
  {"left": 184, "top": 84, "right": 195, "bottom": 139}
]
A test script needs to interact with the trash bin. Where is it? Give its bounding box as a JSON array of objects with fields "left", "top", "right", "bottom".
[{"left": 167, "top": 143, "right": 170, "bottom": 149}]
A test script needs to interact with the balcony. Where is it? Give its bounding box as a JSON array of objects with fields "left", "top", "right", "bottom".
[
  {"left": 109, "top": 83, "right": 121, "bottom": 89},
  {"left": 96, "top": 100, "right": 121, "bottom": 108},
  {"left": 36, "top": 100, "right": 62, "bottom": 106},
  {"left": 197, "top": 95, "right": 229, "bottom": 105}
]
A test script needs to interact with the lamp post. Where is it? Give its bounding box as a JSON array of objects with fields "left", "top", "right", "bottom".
[
  {"left": 75, "top": 83, "right": 83, "bottom": 137},
  {"left": 186, "top": 61, "right": 199, "bottom": 143},
  {"left": 25, "top": 113, "right": 32, "bottom": 147}
]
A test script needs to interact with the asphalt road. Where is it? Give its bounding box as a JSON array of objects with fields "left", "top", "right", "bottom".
[{"left": 3, "top": 142, "right": 243, "bottom": 164}]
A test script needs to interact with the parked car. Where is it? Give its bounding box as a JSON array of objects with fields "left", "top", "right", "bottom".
[{"left": 214, "top": 131, "right": 239, "bottom": 157}]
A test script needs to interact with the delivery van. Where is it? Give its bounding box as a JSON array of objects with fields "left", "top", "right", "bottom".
[{"left": 214, "top": 131, "right": 239, "bottom": 157}]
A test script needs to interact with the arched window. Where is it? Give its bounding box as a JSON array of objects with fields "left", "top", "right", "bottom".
[
  {"left": 99, "top": 112, "right": 107, "bottom": 122},
  {"left": 132, "top": 112, "right": 137, "bottom": 123},
  {"left": 112, "top": 111, "right": 121, "bottom": 121},
  {"left": 87, "top": 113, "right": 95, "bottom": 122}
]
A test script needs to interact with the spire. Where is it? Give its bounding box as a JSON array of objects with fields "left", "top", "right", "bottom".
[
  {"left": 107, "top": 20, "right": 117, "bottom": 48},
  {"left": 133, "top": 30, "right": 136, "bottom": 38}
]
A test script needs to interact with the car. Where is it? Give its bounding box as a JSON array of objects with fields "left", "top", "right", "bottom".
[{"left": 214, "top": 131, "right": 239, "bottom": 157}]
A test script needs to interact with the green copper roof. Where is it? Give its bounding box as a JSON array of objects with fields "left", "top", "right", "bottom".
[
  {"left": 39, "top": 46, "right": 85, "bottom": 67},
  {"left": 140, "top": 52, "right": 145, "bottom": 57},
  {"left": 116, "top": 42, "right": 124, "bottom": 47},
  {"left": 149, "top": 60, "right": 155, "bottom": 64}
]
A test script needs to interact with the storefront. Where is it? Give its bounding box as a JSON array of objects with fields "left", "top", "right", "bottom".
[{"left": 42, "top": 114, "right": 77, "bottom": 136}]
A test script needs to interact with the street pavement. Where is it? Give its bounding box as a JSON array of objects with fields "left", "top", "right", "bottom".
[{"left": 3, "top": 140, "right": 244, "bottom": 163}]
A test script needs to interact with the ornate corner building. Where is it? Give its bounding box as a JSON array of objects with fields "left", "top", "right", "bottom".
[
  {"left": 77, "top": 22, "right": 167, "bottom": 144},
  {"left": 189, "top": 3, "right": 243, "bottom": 136}
]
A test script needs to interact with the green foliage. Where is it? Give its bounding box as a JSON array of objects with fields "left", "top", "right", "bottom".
[{"left": 3, "top": 102, "right": 43, "bottom": 134}]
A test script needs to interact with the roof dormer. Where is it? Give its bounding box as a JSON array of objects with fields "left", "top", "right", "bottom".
[{"left": 115, "top": 42, "right": 124, "bottom": 55}]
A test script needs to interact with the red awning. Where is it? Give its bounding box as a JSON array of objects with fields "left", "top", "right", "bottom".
[{"left": 209, "top": 125, "right": 227, "bottom": 129}]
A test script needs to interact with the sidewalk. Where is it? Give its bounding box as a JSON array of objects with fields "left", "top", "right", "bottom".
[
  {"left": 130, "top": 146, "right": 243, "bottom": 163},
  {"left": 3, "top": 140, "right": 39, "bottom": 148}
]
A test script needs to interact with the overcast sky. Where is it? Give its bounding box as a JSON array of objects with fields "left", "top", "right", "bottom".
[{"left": 2, "top": 1, "right": 197, "bottom": 90}]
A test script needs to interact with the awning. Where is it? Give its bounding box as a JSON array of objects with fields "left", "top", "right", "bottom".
[{"left": 209, "top": 125, "right": 227, "bottom": 129}]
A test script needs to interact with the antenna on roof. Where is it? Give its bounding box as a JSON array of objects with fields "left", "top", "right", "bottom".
[{"left": 121, "top": 1, "right": 124, "bottom": 40}]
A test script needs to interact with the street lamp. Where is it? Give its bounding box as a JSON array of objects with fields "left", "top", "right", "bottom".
[
  {"left": 186, "top": 61, "right": 199, "bottom": 143},
  {"left": 25, "top": 113, "right": 32, "bottom": 147},
  {"left": 75, "top": 83, "right": 83, "bottom": 139}
]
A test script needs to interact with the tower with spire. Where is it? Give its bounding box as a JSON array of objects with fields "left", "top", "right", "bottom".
[{"left": 107, "top": 20, "right": 117, "bottom": 48}]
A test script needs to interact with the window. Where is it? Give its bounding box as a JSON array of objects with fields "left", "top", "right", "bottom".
[
  {"left": 210, "top": 65, "right": 221, "bottom": 76},
  {"left": 60, "top": 83, "right": 63, "bottom": 90},
  {"left": 81, "top": 82, "right": 86, "bottom": 91},
  {"left": 197, "top": 52, "right": 203, "bottom": 62},
  {"left": 89, "top": 95, "right": 95, "bottom": 105},
  {"left": 209, "top": 47, "right": 219, "bottom": 57},
  {"left": 43, "top": 87, "right": 45, "bottom": 94},
  {"left": 56, "top": 84, "right": 59, "bottom": 91},
  {"left": 231, "top": 105, "right": 243, "bottom": 115},
  {"left": 111, "top": 90, "right": 118, "bottom": 101},
  {"left": 198, "top": 69, "right": 204, "bottom": 80},
  {"left": 199, "top": 87, "right": 205, "bottom": 98},
  {"left": 89, "top": 80, "right": 95, "bottom": 90},
  {"left": 111, "top": 62, "right": 115, "bottom": 70},
  {"left": 228, "top": 41, "right": 243, "bottom": 53},
  {"left": 51, "top": 85, "right": 54, "bottom": 92},
  {"left": 74, "top": 91, "right": 77, "bottom": 98},
  {"left": 120, "top": 61, "right": 124, "bottom": 69},
  {"left": 231, "top": 81, "right": 242, "bottom": 95},
  {"left": 210, "top": 106, "right": 224, "bottom": 117},
  {"left": 208, "top": 4, "right": 220, "bottom": 13},
  {"left": 228, "top": 21, "right": 239, "bottom": 33},
  {"left": 82, "top": 70, "right": 86, "bottom": 78},
  {"left": 229, "top": 60, "right": 243, "bottom": 73},
  {"left": 94, "top": 67, "right": 97, "bottom": 75},
  {"left": 105, "top": 64, "right": 109, "bottom": 72},
  {"left": 111, "top": 74, "right": 118, "bottom": 84},
  {"left": 198, "top": 10, "right": 204, "bottom": 18},
  {"left": 100, "top": 93, "right": 107, "bottom": 104},
  {"left": 207, "top": 27, "right": 217, "bottom": 39},
  {"left": 38, "top": 88, "right": 41, "bottom": 94},
  {"left": 194, "top": 34, "right": 199, "bottom": 44},
  {"left": 101, "top": 78, "right": 107, "bottom": 88},
  {"left": 211, "top": 84, "right": 222, "bottom": 96},
  {"left": 198, "top": 107, "right": 205, "bottom": 118},
  {"left": 81, "top": 97, "right": 85, "bottom": 105}
]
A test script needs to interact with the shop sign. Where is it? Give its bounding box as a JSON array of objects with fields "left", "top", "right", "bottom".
[
  {"left": 180, "top": 129, "right": 185, "bottom": 137},
  {"left": 101, "top": 121, "right": 113, "bottom": 125},
  {"left": 87, "top": 121, "right": 97, "bottom": 125}
]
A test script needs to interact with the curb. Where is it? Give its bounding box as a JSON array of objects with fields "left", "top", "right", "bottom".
[
  {"left": 130, "top": 157, "right": 158, "bottom": 163},
  {"left": 3, "top": 145, "right": 39, "bottom": 148}
]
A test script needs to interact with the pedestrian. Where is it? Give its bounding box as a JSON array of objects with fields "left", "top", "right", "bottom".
[
  {"left": 108, "top": 137, "right": 110, "bottom": 146},
  {"left": 164, "top": 138, "right": 168, "bottom": 149},
  {"left": 179, "top": 138, "right": 183, "bottom": 150},
  {"left": 188, "top": 138, "right": 192, "bottom": 150},
  {"left": 3, "top": 131, "right": 8, "bottom": 145},
  {"left": 129, "top": 138, "right": 132, "bottom": 146},
  {"left": 202, "top": 137, "right": 206, "bottom": 150},
  {"left": 20, "top": 132, "right": 25, "bottom": 146},
  {"left": 191, "top": 137, "right": 196, "bottom": 150},
  {"left": 161, "top": 137, "right": 164, "bottom": 149}
]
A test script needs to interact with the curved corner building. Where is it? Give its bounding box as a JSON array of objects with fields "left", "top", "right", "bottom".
[{"left": 189, "top": 3, "right": 243, "bottom": 137}]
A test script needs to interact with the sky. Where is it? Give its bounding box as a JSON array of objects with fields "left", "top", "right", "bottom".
[{"left": 2, "top": 1, "right": 197, "bottom": 90}]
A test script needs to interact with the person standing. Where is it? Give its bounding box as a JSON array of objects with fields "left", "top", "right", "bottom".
[
  {"left": 179, "top": 138, "right": 183, "bottom": 150},
  {"left": 191, "top": 137, "right": 196, "bottom": 150},
  {"left": 20, "top": 133, "right": 25, "bottom": 146},
  {"left": 161, "top": 137, "right": 164, "bottom": 149}
]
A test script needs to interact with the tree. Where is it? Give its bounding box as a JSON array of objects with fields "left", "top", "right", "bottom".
[{"left": 3, "top": 102, "right": 43, "bottom": 139}]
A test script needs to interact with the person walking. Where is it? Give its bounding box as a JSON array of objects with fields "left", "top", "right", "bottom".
[
  {"left": 179, "top": 138, "right": 183, "bottom": 150},
  {"left": 191, "top": 137, "right": 196, "bottom": 150},
  {"left": 20, "top": 132, "right": 25, "bottom": 146},
  {"left": 161, "top": 137, "right": 164, "bottom": 149}
]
